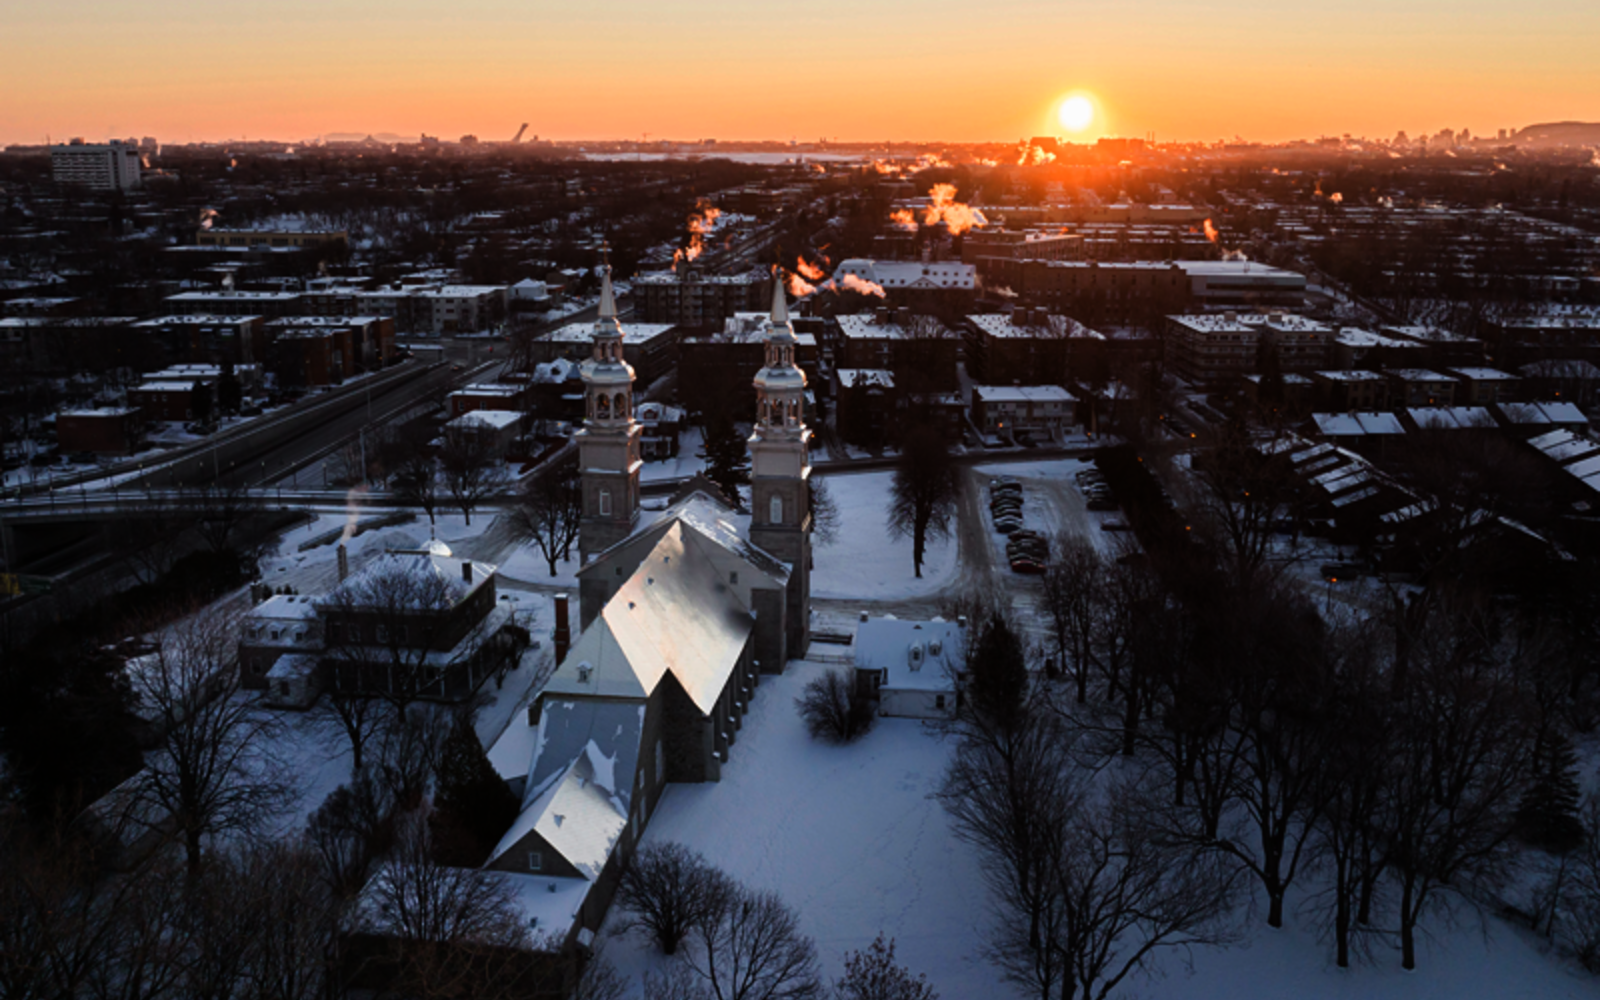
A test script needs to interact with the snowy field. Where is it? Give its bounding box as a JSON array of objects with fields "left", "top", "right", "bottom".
[
  {"left": 597, "top": 661, "right": 1600, "bottom": 1000},
  {"left": 812, "top": 471, "right": 958, "bottom": 601},
  {"left": 601, "top": 660, "right": 997, "bottom": 995}
]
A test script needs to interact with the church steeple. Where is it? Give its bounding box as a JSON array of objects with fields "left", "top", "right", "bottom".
[
  {"left": 748, "top": 273, "right": 812, "bottom": 656},
  {"left": 577, "top": 246, "right": 642, "bottom": 563}
]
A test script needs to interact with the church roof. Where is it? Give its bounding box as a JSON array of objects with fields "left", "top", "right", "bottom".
[
  {"left": 550, "top": 515, "right": 760, "bottom": 714},
  {"left": 486, "top": 698, "right": 641, "bottom": 879}
]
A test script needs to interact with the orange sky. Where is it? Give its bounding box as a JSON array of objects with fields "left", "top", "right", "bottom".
[{"left": 3, "top": 0, "right": 1596, "bottom": 146}]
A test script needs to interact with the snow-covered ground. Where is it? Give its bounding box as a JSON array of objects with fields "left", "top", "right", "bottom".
[
  {"left": 811, "top": 471, "right": 959, "bottom": 601},
  {"left": 599, "top": 659, "right": 1600, "bottom": 1000},
  {"left": 639, "top": 426, "right": 705, "bottom": 484},
  {"left": 602, "top": 660, "right": 997, "bottom": 995}
]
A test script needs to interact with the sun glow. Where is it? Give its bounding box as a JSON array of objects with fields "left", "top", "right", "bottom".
[{"left": 1058, "top": 94, "right": 1094, "bottom": 133}]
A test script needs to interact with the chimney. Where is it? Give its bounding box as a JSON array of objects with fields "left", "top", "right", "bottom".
[
  {"left": 554, "top": 593, "right": 571, "bottom": 664},
  {"left": 527, "top": 696, "right": 542, "bottom": 726},
  {"left": 336, "top": 544, "right": 349, "bottom": 582},
  {"left": 462, "top": 560, "right": 473, "bottom": 585},
  {"left": 875, "top": 306, "right": 888, "bottom": 325},
  {"left": 859, "top": 610, "right": 869, "bottom": 622}
]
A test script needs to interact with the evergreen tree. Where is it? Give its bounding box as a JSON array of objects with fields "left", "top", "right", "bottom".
[
  {"left": 967, "top": 614, "right": 1028, "bottom": 731},
  {"left": 429, "top": 715, "right": 521, "bottom": 865},
  {"left": 1517, "top": 730, "right": 1583, "bottom": 852},
  {"left": 702, "top": 413, "right": 750, "bottom": 507}
]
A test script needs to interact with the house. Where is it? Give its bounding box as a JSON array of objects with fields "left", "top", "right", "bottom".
[
  {"left": 971, "top": 385, "right": 1076, "bottom": 439},
  {"left": 834, "top": 369, "right": 896, "bottom": 448},
  {"left": 318, "top": 543, "right": 523, "bottom": 703},
  {"left": 634, "top": 401, "right": 685, "bottom": 460},
  {"left": 239, "top": 593, "right": 324, "bottom": 692},
  {"left": 444, "top": 409, "right": 524, "bottom": 458},
  {"left": 852, "top": 616, "right": 964, "bottom": 719}
]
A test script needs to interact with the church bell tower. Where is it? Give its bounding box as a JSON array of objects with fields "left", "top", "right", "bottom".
[
  {"left": 577, "top": 252, "right": 641, "bottom": 563},
  {"left": 748, "top": 277, "right": 811, "bottom": 655}
]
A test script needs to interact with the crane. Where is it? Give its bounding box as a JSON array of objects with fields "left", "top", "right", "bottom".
[{"left": 510, "top": 123, "right": 528, "bottom": 144}]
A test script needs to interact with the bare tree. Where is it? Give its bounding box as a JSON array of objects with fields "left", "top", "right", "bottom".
[
  {"left": 834, "top": 934, "right": 939, "bottom": 1000},
  {"left": 508, "top": 457, "right": 582, "bottom": 577},
  {"left": 122, "top": 610, "right": 293, "bottom": 873},
  {"left": 439, "top": 425, "right": 508, "bottom": 526},
  {"left": 795, "top": 668, "right": 875, "bottom": 744},
  {"left": 617, "top": 842, "right": 737, "bottom": 956},
  {"left": 1185, "top": 420, "right": 1297, "bottom": 593},
  {"left": 192, "top": 478, "right": 261, "bottom": 554},
  {"left": 306, "top": 770, "right": 395, "bottom": 898},
  {"left": 1040, "top": 537, "right": 1104, "bottom": 704},
  {"left": 1382, "top": 608, "right": 1532, "bottom": 971},
  {"left": 1036, "top": 788, "right": 1239, "bottom": 1000},
  {"left": 681, "top": 884, "right": 823, "bottom": 1000},
  {"left": 319, "top": 553, "right": 500, "bottom": 709},
  {"left": 354, "top": 815, "right": 547, "bottom": 999},
  {"left": 393, "top": 452, "right": 442, "bottom": 526},
  {"left": 808, "top": 477, "right": 841, "bottom": 547},
  {"left": 886, "top": 425, "right": 958, "bottom": 579}
]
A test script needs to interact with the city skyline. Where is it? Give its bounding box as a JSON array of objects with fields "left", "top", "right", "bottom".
[{"left": 3, "top": 0, "right": 1597, "bottom": 147}]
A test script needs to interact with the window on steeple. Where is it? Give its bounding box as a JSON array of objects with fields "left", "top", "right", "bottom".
[
  {"left": 596, "top": 394, "right": 610, "bottom": 420},
  {"left": 599, "top": 489, "right": 612, "bottom": 516},
  {"left": 770, "top": 494, "right": 783, "bottom": 525}
]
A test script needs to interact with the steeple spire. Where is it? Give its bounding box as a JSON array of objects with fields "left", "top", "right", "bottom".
[
  {"left": 769, "top": 272, "right": 789, "bottom": 327},
  {"left": 597, "top": 248, "right": 617, "bottom": 321}
]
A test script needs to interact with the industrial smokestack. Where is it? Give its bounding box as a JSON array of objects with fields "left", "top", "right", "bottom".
[
  {"left": 336, "top": 544, "right": 349, "bottom": 582},
  {"left": 554, "top": 593, "right": 571, "bottom": 664}
]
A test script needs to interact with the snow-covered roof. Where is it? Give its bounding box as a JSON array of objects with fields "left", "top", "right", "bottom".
[
  {"left": 549, "top": 520, "right": 757, "bottom": 714},
  {"left": 448, "top": 409, "right": 522, "bottom": 431},
  {"left": 836, "top": 369, "right": 895, "bottom": 389},
  {"left": 834, "top": 259, "right": 975, "bottom": 290},
  {"left": 1448, "top": 367, "right": 1518, "bottom": 381},
  {"left": 1312, "top": 411, "right": 1404, "bottom": 436},
  {"left": 1408, "top": 406, "right": 1492, "bottom": 431},
  {"left": 967, "top": 313, "right": 1103, "bottom": 340},
  {"left": 1313, "top": 369, "right": 1387, "bottom": 382},
  {"left": 488, "top": 726, "right": 634, "bottom": 881},
  {"left": 836, "top": 313, "right": 957, "bottom": 341},
  {"left": 973, "top": 385, "right": 1076, "bottom": 404},
  {"left": 546, "top": 321, "right": 676, "bottom": 346},
  {"left": 853, "top": 618, "right": 963, "bottom": 692},
  {"left": 322, "top": 549, "right": 496, "bottom": 610}
]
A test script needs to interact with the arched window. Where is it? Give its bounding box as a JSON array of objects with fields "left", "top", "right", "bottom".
[
  {"left": 596, "top": 394, "right": 610, "bottom": 420},
  {"left": 599, "top": 488, "right": 612, "bottom": 516},
  {"left": 614, "top": 392, "right": 626, "bottom": 417},
  {"left": 759, "top": 399, "right": 770, "bottom": 424},
  {"left": 770, "top": 494, "right": 783, "bottom": 525}
]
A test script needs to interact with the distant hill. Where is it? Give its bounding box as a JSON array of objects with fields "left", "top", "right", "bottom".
[{"left": 1511, "top": 122, "right": 1600, "bottom": 147}]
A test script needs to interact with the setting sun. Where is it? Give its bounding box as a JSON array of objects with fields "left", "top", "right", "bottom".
[{"left": 1058, "top": 94, "right": 1095, "bottom": 133}]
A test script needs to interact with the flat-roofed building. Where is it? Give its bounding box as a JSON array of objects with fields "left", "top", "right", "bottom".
[
  {"left": 965, "top": 310, "right": 1104, "bottom": 386},
  {"left": 128, "top": 381, "right": 211, "bottom": 422},
  {"left": 634, "top": 267, "right": 771, "bottom": 328},
  {"left": 1449, "top": 367, "right": 1521, "bottom": 405},
  {"left": 1387, "top": 369, "right": 1459, "bottom": 407},
  {"left": 1312, "top": 370, "right": 1391, "bottom": 411},
  {"left": 971, "top": 384, "right": 1076, "bottom": 437},
  {"left": 131, "top": 314, "right": 267, "bottom": 366},
  {"left": 1166, "top": 312, "right": 1332, "bottom": 390},
  {"left": 449, "top": 383, "right": 530, "bottom": 417},
  {"left": 534, "top": 320, "right": 680, "bottom": 385},
  {"left": 51, "top": 140, "right": 142, "bottom": 191},
  {"left": 57, "top": 407, "right": 143, "bottom": 455}
]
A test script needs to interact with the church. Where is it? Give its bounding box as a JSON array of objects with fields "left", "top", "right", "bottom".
[{"left": 485, "top": 261, "right": 814, "bottom": 949}]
